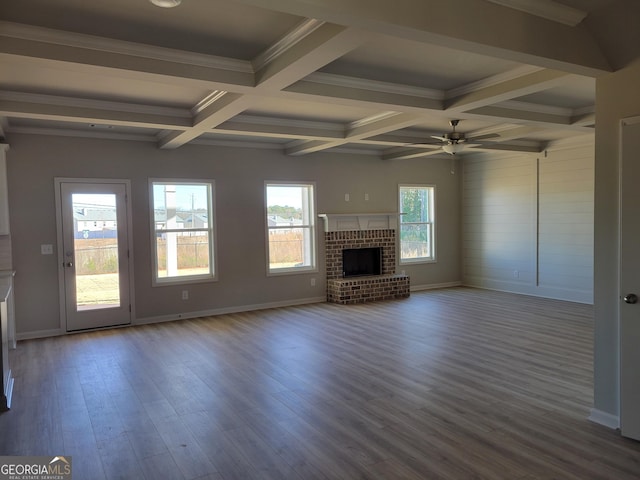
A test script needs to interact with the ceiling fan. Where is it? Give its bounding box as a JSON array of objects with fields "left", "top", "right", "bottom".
[{"left": 416, "top": 120, "right": 498, "bottom": 155}]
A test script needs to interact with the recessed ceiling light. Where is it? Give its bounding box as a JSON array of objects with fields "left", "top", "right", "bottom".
[{"left": 149, "top": 0, "right": 182, "bottom": 8}]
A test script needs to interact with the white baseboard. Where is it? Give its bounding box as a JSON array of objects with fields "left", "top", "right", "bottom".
[
  {"left": 462, "top": 279, "right": 593, "bottom": 305},
  {"left": 588, "top": 408, "right": 620, "bottom": 430},
  {"left": 135, "top": 296, "right": 327, "bottom": 326},
  {"left": 16, "top": 328, "right": 64, "bottom": 341},
  {"left": 411, "top": 281, "right": 462, "bottom": 292}
]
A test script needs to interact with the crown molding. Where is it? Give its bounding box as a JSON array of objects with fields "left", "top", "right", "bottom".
[
  {"left": 348, "top": 112, "right": 402, "bottom": 130},
  {"left": 573, "top": 105, "right": 595, "bottom": 116},
  {"left": 191, "top": 137, "right": 283, "bottom": 150},
  {"left": 191, "top": 91, "right": 229, "bottom": 116},
  {"left": 252, "top": 18, "right": 325, "bottom": 72},
  {"left": 0, "top": 21, "right": 252, "bottom": 73},
  {"left": 0, "top": 91, "right": 191, "bottom": 118},
  {"left": 305, "top": 72, "right": 444, "bottom": 100},
  {"left": 6, "top": 125, "right": 157, "bottom": 142},
  {"left": 546, "top": 133, "right": 595, "bottom": 151},
  {"left": 446, "top": 65, "right": 544, "bottom": 99},
  {"left": 232, "top": 114, "right": 343, "bottom": 132},
  {"left": 495, "top": 99, "right": 573, "bottom": 117},
  {"left": 485, "top": 0, "right": 588, "bottom": 27}
]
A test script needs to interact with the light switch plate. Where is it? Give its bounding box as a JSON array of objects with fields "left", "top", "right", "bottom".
[{"left": 41, "top": 244, "right": 53, "bottom": 255}]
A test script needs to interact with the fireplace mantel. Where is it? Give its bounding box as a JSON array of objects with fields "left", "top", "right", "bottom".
[{"left": 318, "top": 213, "right": 400, "bottom": 232}]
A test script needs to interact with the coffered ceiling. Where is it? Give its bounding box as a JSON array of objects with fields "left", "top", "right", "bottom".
[{"left": 0, "top": 0, "right": 624, "bottom": 159}]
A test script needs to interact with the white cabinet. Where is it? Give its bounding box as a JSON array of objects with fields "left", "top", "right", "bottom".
[{"left": 0, "top": 144, "right": 9, "bottom": 236}]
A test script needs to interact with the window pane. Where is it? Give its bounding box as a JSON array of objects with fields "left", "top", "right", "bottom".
[
  {"left": 400, "top": 185, "right": 434, "bottom": 262},
  {"left": 152, "top": 181, "right": 215, "bottom": 283},
  {"left": 266, "top": 183, "right": 315, "bottom": 272},
  {"left": 153, "top": 184, "right": 210, "bottom": 230},
  {"left": 72, "top": 193, "right": 120, "bottom": 309},
  {"left": 268, "top": 227, "right": 313, "bottom": 269},
  {"left": 400, "top": 187, "right": 429, "bottom": 222},
  {"left": 156, "top": 231, "right": 211, "bottom": 278},
  {"left": 400, "top": 224, "right": 432, "bottom": 259}
]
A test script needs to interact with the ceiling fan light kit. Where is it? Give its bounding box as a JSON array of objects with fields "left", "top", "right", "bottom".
[
  {"left": 149, "top": 0, "right": 182, "bottom": 8},
  {"left": 442, "top": 142, "right": 465, "bottom": 155}
]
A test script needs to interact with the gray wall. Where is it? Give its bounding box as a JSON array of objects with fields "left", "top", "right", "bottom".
[
  {"left": 6, "top": 133, "right": 461, "bottom": 337},
  {"left": 462, "top": 141, "right": 594, "bottom": 304}
]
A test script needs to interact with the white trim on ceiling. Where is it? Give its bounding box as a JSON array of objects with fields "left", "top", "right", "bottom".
[
  {"left": 252, "top": 18, "right": 326, "bottom": 71},
  {"left": 231, "top": 114, "right": 344, "bottom": 133},
  {"left": 305, "top": 72, "right": 444, "bottom": 100},
  {"left": 485, "top": 0, "right": 588, "bottom": 26},
  {"left": 445, "top": 65, "right": 545, "bottom": 99},
  {"left": 0, "top": 21, "right": 252, "bottom": 72},
  {"left": 0, "top": 91, "right": 191, "bottom": 118}
]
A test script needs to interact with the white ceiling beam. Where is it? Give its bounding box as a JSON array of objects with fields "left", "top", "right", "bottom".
[
  {"left": 0, "top": 98, "right": 191, "bottom": 130},
  {"left": 159, "top": 93, "right": 259, "bottom": 149},
  {"left": 382, "top": 147, "right": 444, "bottom": 161},
  {"left": 474, "top": 125, "right": 547, "bottom": 143},
  {"left": 465, "top": 106, "right": 592, "bottom": 132},
  {"left": 285, "top": 139, "right": 334, "bottom": 155},
  {"left": 254, "top": 23, "right": 367, "bottom": 89},
  {"left": 445, "top": 69, "right": 572, "bottom": 112},
  {"left": 0, "top": 30, "right": 255, "bottom": 92},
  {"left": 284, "top": 79, "right": 444, "bottom": 112},
  {"left": 234, "top": 0, "right": 611, "bottom": 76},
  {"left": 571, "top": 111, "right": 596, "bottom": 127},
  {"left": 285, "top": 112, "right": 425, "bottom": 155},
  {"left": 160, "top": 21, "right": 368, "bottom": 149}
]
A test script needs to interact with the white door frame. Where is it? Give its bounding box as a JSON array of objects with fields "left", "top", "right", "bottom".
[
  {"left": 54, "top": 178, "right": 136, "bottom": 332},
  {"left": 619, "top": 116, "right": 640, "bottom": 440}
]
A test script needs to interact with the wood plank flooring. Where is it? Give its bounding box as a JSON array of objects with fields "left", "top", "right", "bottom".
[{"left": 1, "top": 287, "right": 639, "bottom": 479}]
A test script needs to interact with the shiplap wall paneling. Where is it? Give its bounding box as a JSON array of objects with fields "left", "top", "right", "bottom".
[
  {"left": 462, "top": 156, "right": 537, "bottom": 290},
  {"left": 538, "top": 145, "right": 594, "bottom": 302}
]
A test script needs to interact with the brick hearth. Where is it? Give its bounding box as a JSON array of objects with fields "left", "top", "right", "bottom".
[{"left": 324, "top": 229, "right": 410, "bottom": 304}]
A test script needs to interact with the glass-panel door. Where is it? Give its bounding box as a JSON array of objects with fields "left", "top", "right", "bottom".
[{"left": 58, "top": 181, "right": 132, "bottom": 331}]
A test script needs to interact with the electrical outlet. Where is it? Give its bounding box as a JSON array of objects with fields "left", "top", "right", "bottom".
[
  {"left": 513, "top": 270, "right": 519, "bottom": 279},
  {"left": 364, "top": 193, "right": 369, "bottom": 201},
  {"left": 310, "top": 278, "right": 316, "bottom": 287},
  {"left": 345, "top": 193, "right": 350, "bottom": 202},
  {"left": 181, "top": 290, "right": 189, "bottom": 300}
]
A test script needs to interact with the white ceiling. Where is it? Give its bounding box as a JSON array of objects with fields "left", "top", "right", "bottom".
[{"left": 0, "top": 0, "right": 624, "bottom": 159}]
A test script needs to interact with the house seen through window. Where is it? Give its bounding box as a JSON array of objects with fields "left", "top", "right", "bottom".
[
  {"left": 151, "top": 181, "right": 216, "bottom": 284},
  {"left": 266, "top": 183, "right": 316, "bottom": 274}
]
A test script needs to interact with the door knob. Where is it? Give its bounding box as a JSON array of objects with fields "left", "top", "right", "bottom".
[
  {"left": 65, "top": 262, "right": 73, "bottom": 268},
  {"left": 623, "top": 293, "right": 638, "bottom": 304}
]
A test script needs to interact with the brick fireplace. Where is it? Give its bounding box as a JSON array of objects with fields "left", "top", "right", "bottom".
[{"left": 319, "top": 213, "right": 410, "bottom": 304}]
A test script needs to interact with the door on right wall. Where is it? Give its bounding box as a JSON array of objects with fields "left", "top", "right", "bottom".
[{"left": 620, "top": 117, "right": 640, "bottom": 441}]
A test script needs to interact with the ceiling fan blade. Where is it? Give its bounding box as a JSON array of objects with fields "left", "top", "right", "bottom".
[
  {"left": 430, "top": 135, "right": 447, "bottom": 141},
  {"left": 408, "top": 141, "right": 442, "bottom": 146}
]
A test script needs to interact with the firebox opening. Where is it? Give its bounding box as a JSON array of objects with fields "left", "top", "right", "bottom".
[{"left": 342, "top": 247, "right": 382, "bottom": 278}]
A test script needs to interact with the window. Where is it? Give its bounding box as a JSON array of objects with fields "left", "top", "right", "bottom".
[
  {"left": 399, "top": 185, "right": 435, "bottom": 263},
  {"left": 266, "top": 183, "right": 316, "bottom": 274},
  {"left": 150, "top": 180, "right": 216, "bottom": 284}
]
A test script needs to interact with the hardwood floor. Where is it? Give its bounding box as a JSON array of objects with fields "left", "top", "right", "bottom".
[{"left": 1, "top": 287, "right": 639, "bottom": 479}]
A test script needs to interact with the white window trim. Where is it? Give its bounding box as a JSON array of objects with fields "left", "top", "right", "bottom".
[
  {"left": 149, "top": 179, "right": 218, "bottom": 286},
  {"left": 399, "top": 184, "right": 436, "bottom": 265},
  {"left": 265, "top": 181, "right": 318, "bottom": 276}
]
